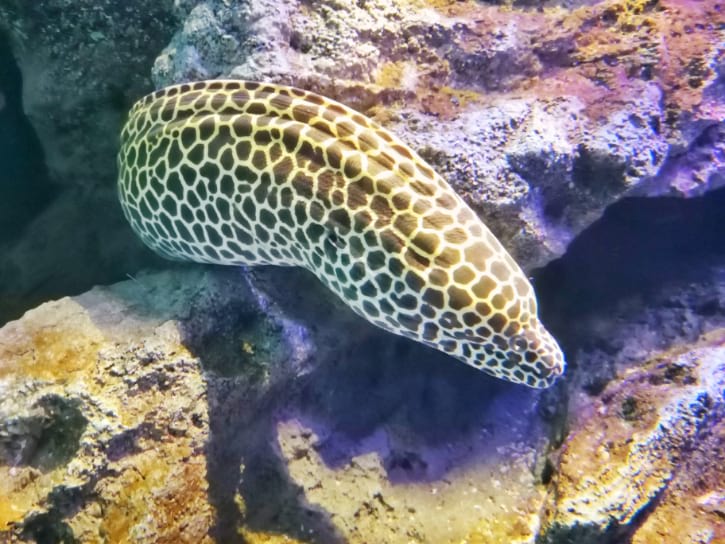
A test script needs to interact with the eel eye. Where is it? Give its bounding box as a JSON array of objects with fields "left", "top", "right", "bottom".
[
  {"left": 509, "top": 334, "right": 528, "bottom": 353},
  {"left": 325, "top": 225, "right": 345, "bottom": 250}
]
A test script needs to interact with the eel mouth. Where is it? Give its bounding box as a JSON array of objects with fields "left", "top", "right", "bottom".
[{"left": 538, "top": 351, "right": 566, "bottom": 387}]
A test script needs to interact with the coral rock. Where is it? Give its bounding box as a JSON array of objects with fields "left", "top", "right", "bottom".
[{"left": 541, "top": 330, "right": 725, "bottom": 543}]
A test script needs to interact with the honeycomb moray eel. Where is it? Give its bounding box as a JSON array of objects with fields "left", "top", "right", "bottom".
[{"left": 117, "top": 80, "right": 565, "bottom": 388}]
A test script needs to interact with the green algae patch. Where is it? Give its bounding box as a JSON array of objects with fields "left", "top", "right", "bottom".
[
  {"left": 184, "top": 307, "right": 286, "bottom": 380},
  {"left": 20, "top": 510, "right": 78, "bottom": 544},
  {"left": 537, "top": 521, "right": 615, "bottom": 544},
  {"left": 29, "top": 396, "right": 88, "bottom": 472},
  {"left": 0, "top": 395, "right": 88, "bottom": 472}
]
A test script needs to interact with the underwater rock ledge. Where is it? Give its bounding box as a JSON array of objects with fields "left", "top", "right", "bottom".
[
  {"left": 541, "top": 329, "right": 725, "bottom": 544},
  {"left": 0, "top": 267, "right": 723, "bottom": 543},
  {"left": 153, "top": 0, "right": 724, "bottom": 268}
]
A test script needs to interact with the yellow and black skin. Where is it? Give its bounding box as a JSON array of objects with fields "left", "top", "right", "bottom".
[{"left": 117, "top": 79, "right": 565, "bottom": 388}]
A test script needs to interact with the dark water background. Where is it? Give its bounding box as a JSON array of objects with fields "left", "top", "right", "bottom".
[{"left": 0, "top": 33, "right": 55, "bottom": 243}]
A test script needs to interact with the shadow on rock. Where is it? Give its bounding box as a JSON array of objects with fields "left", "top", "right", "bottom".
[
  {"left": 533, "top": 186, "right": 725, "bottom": 392},
  {"left": 174, "top": 264, "right": 555, "bottom": 542},
  {"left": 177, "top": 266, "right": 345, "bottom": 543}
]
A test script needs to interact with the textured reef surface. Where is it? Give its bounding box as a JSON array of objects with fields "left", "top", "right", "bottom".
[
  {"left": 0, "top": 0, "right": 724, "bottom": 542},
  {"left": 0, "top": 263, "right": 723, "bottom": 543}
]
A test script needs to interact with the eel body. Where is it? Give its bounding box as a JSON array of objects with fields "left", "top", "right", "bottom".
[{"left": 117, "top": 80, "right": 565, "bottom": 387}]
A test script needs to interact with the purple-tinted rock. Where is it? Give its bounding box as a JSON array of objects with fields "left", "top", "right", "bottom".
[
  {"left": 150, "top": 0, "right": 722, "bottom": 269},
  {"left": 541, "top": 330, "right": 725, "bottom": 543}
]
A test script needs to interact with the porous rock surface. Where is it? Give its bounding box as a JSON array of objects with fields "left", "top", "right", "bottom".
[
  {"left": 1, "top": 0, "right": 176, "bottom": 186},
  {"left": 541, "top": 330, "right": 725, "bottom": 544},
  {"left": 0, "top": 0, "right": 179, "bottom": 324},
  {"left": 1, "top": 265, "right": 724, "bottom": 543},
  {"left": 153, "top": 0, "right": 725, "bottom": 267},
  {"left": 0, "top": 266, "right": 553, "bottom": 543},
  {"left": 0, "top": 269, "right": 216, "bottom": 543},
  {"left": 0, "top": 266, "right": 317, "bottom": 543}
]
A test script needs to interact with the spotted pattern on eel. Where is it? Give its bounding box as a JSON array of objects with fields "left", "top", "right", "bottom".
[{"left": 117, "top": 79, "right": 565, "bottom": 388}]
